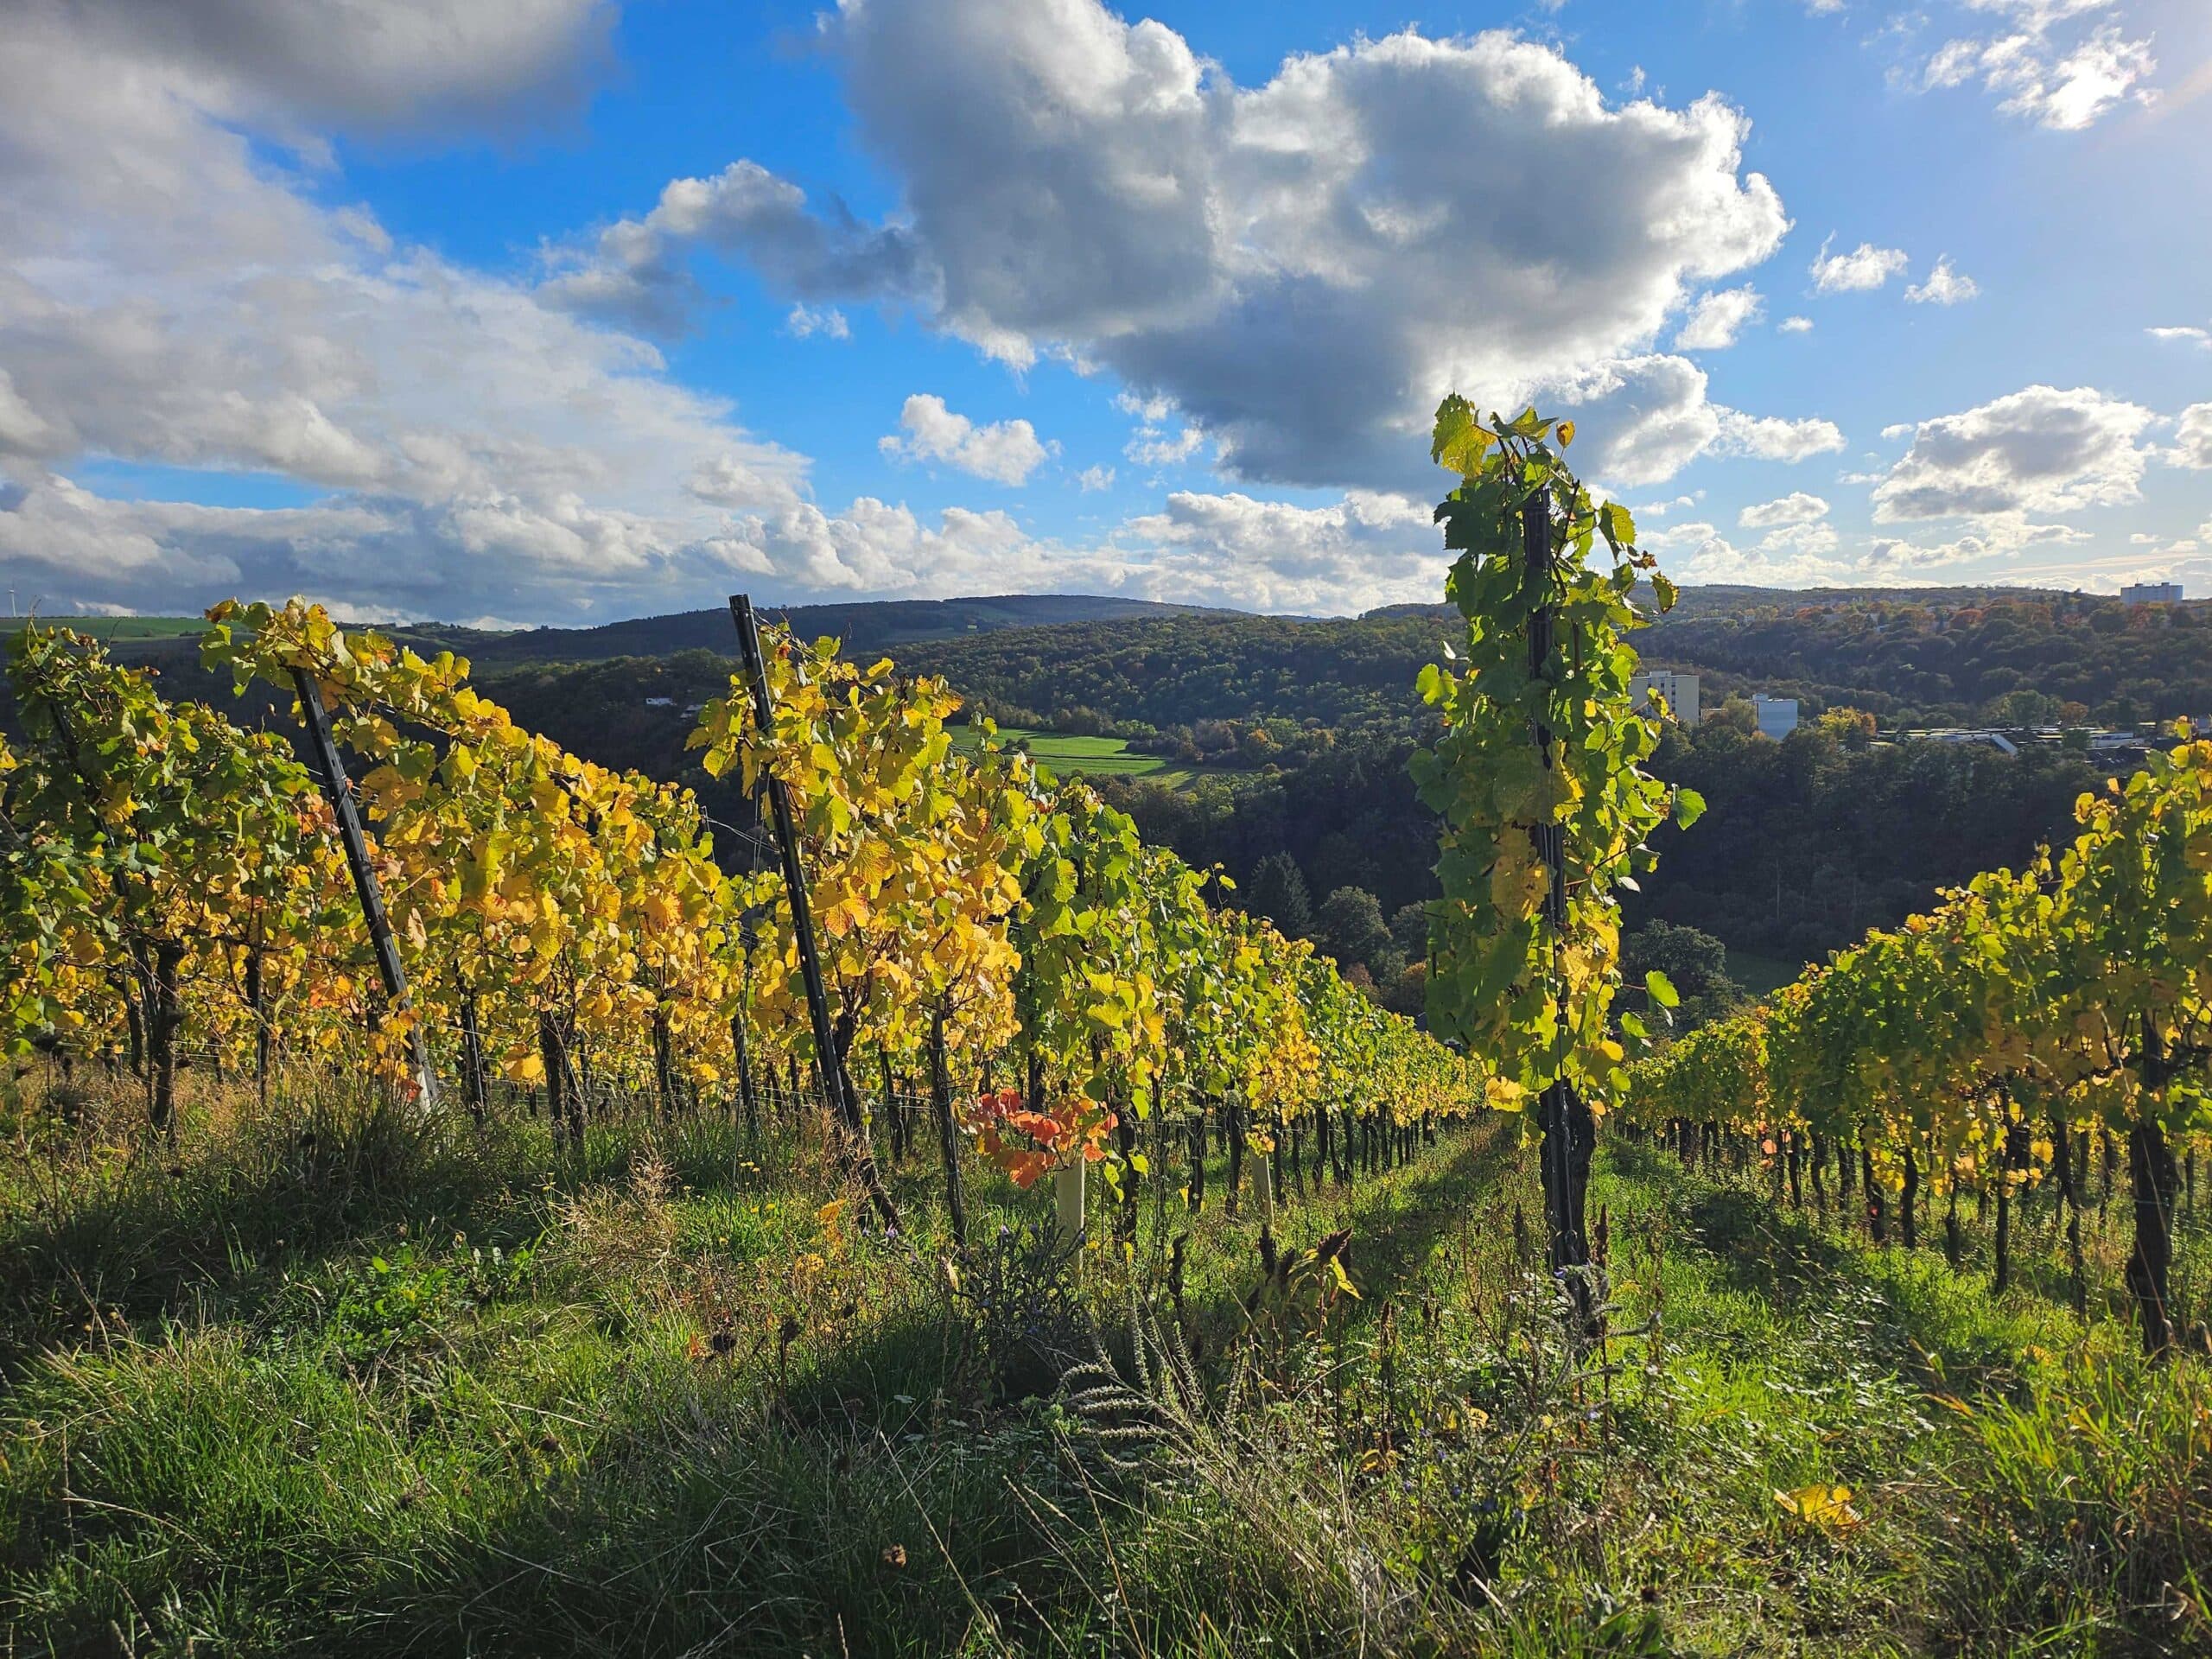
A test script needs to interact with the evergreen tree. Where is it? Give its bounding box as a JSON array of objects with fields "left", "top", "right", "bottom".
[
  {"left": 1246, "top": 850, "right": 1312, "bottom": 938},
  {"left": 1389, "top": 900, "right": 1430, "bottom": 965}
]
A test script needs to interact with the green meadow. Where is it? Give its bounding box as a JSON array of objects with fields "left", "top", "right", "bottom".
[{"left": 954, "top": 726, "right": 1198, "bottom": 788}]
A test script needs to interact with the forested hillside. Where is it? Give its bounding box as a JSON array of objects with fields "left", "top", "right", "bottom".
[
  {"left": 41, "top": 584, "right": 2209, "bottom": 741},
  {"left": 901, "top": 589, "right": 2212, "bottom": 738},
  {"left": 23, "top": 594, "right": 1212, "bottom": 677},
  {"left": 418, "top": 593, "right": 1217, "bottom": 668},
  {"left": 1648, "top": 589, "right": 2212, "bottom": 724},
  {"left": 899, "top": 612, "right": 1441, "bottom": 739}
]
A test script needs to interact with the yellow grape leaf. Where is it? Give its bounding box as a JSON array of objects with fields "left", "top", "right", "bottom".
[
  {"left": 1490, "top": 844, "right": 1548, "bottom": 918},
  {"left": 1775, "top": 1484, "right": 1862, "bottom": 1532}
]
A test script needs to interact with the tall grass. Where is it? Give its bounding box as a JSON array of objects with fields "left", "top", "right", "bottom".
[{"left": 1, "top": 1071, "right": 2206, "bottom": 1656}]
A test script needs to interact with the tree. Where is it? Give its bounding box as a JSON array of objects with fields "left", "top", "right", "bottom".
[
  {"left": 1313, "top": 885, "right": 1401, "bottom": 985},
  {"left": 1245, "top": 850, "right": 1312, "bottom": 939},
  {"left": 1993, "top": 689, "right": 2059, "bottom": 728},
  {"left": 1389, "top": 900, "right": 1430, "bottom": 966},
  {"left": 1815, "top": 707, "right": 1877, "bottom": 750},
  {"left": 1621, "top": 921, "right": 1744, "bottom": 1032},
  {"left": 1707, "top": 695, "right": 1760, "bottom": 738}
]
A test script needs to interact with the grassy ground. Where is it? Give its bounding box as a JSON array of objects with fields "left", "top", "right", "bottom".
[
  {"left": 951, "top": 727, "right": 1197, "bottom": 788},
  {"left": 1722, "top": 950, "right": 1804, "bottom": 997},
  {"left": 2, "top": 1071, "right": 2208, "bottom": 1656}
]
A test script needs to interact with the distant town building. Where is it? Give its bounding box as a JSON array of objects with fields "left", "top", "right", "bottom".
[
  {"left": 2121, "top": 582, "right": 2183, "bottom": 606},
  {"left": 1752, "top": 695, "right": 1799, "bottom": 740},
  {"left": 644, "top": 696, "right": 677, "bottom": 709},
  {"left": 1926, "top": 728, "right": 2019, "bottom": 756},
  {"left": 1630, "top": 670, "right": 1699, "bottom": 728}
]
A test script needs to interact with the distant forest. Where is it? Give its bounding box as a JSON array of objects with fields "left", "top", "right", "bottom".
[
  {"left": 48, "top": 584, "right": 2212, "bottom": 741},
  {"left": 897, "top": 590, "right": 2212, "bottom": 749}
]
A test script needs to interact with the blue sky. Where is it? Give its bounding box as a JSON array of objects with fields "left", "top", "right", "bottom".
[{"left": 0, "top": 0, "right": 2206, "bottom": 625}]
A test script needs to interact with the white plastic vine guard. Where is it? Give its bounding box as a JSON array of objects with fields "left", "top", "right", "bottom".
[{"left": 1054, "top": 1160, "right": 1085, "bottom": 1253}]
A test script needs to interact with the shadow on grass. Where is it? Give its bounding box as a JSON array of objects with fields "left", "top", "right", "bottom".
[
  {"left": 3, "top": 1326, "right": 1094, "bottom": 1659},
  {"left": 2, "top": 1110, "right": 492, "bottom": 1363},
  {"left": 1613, "top": 1135, "right": 2212, "bottom": 1341},
  {"left": 1172, "top": 1116, "right": 1526, "bottom": 1351},
  {"left": 772, "top": 1116, "right": 1537, "bottom": 1445},
  {"left": 1600, "top": 1135, "right": 2056, "bottom": 1391},
  {"left": 0, "top": 1101, "right": 825, "bottom": 1370}
]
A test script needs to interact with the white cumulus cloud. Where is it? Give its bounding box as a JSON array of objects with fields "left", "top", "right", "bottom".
[
  {"left": 1115, "top": 490, "right": 1440, "bottom": 612},
  {"left": 1810, "top": 236, "right": 1910, "bottom": 293},
  {"left": 1543, "top": 356, "right": 1843, "bottom": 487},
  {"left": 785, "top": 304, "right": 851, "bottom": 340},
  {"left": 879, "top": 394, "right": 1053, "bottom": 486},
  {"left": 1906, "top": 256, "right": 1980, "bottom": 305},
  {"left": 2170, "top": 404, "right": 2212, "bottom": 472},
  {"left": 1921, "top": 3, "right": 2156, "bottom": 131},
  {"left": 1739, "top": 492, "right": 1831, "bottom": 529},
  {"left": 0, "top": 3, "right": 829, "bottom": 621},
  {"left": 24, "top": 0, "right": 615, "bottom": 131},
  {"left": 1715, "top": 409, "right": 1848, "bottom": 463},
  {"left": 540, "top": 160, "right": 925, "bottom": 334},
  {"left": 1125, "top": 425, "right": 1208, "bottom": 470},
  {"left": 1872, "top": 384, "right": 2158, "bottom": 521},
  {"left": 1675, "top": 287, "right": 1765, "bottom": 352},
  {"left": 1640, "top": 519, "right": 1858, "bottom": 587},
  {"left": 563, "top": 3, "right": 1798, "bottom": 496}
]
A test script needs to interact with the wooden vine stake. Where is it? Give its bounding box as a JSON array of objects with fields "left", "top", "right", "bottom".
[
  {"left": 291, "top": 669, "right": 438, "bottom": 1108},
  {"left": 727, "top": 594, "right": 902, "bottom": 1230},
  {"left": 1521, "top": 483, "right": 1596, "bottom": 1320},
  {"left": 929, "top": 1009, "right": 969, "bottom": 1249}
]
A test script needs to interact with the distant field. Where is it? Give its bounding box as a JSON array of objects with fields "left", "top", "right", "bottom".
[
  {"left": 0, "top": 615, "right": 205, "bottom": 640},
  {"left": 952, "top": 725, "right": 1194, "bottom": 786},
  {"left": 1726, "top": 948, "right": 1805, "bottom": 995}
]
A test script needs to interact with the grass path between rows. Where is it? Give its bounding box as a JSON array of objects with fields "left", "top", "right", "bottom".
[{"left": 2, "top": 1090, "right": 2207, "bottom": 1656}]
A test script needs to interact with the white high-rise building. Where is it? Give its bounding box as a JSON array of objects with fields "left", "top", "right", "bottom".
[
  {"left": 1630, "top": 670, "right": 1700, "bottom": 728},
  {"left": 2121, "top": 582, "right": 2183, "bottom": 606},
  {"left": 1753, "top": 695, "right": 1799, "bottom": 740}
]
